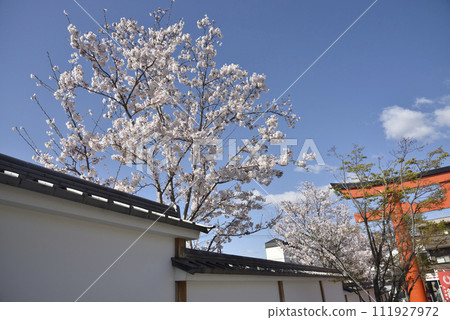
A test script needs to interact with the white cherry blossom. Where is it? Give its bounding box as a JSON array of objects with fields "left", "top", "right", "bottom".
[
  {"left": 273, "top": 182, "right": 372, "bottom": 283},
  {"left": 24, "top": 9, "right": 298, "bottom": 251}
]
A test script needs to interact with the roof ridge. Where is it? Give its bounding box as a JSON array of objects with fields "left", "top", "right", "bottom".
[{"left": 184, "top": 248, "right": 340, "bottom": 274}]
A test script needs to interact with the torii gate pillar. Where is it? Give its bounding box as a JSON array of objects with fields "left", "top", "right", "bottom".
[{"left": 391, "top": 203, "right": 427, "bottom": 302}]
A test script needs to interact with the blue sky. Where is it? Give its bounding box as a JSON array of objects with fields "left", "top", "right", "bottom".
[{"left": 1, "top": 0, "right": 450, "bottom": 258}]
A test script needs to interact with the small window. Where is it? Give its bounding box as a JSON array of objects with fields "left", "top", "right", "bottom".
[{"left": 436, "top": 255, "right": 450, "bottom": 263}]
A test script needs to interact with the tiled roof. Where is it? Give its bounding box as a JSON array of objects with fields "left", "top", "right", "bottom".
[
  {"left": 172, "top": 248, "right": 343, "bottom": 278},
  {"left": 0, "top": 153, "right": 212, "bottom": 233},
  {"left": 431, "top": 262, "right": 450, "bottom": 270},
  {"left": 424, "top": 237, "right": 450, "bottom": 251},
  {"left": 265, "top": 238, "right": 285, "bottom": 248}
]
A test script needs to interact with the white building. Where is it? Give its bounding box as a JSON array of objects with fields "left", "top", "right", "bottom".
[
  {"left": 265, "top": 238, "right": 292, "bottom": 263},
  {"left": 0, "top": 154, "right": 347, "bottom": 302}
]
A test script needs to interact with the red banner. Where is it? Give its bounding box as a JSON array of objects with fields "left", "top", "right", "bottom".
[{"left": 438, "top": 270, "right": 450, "bottom": 302}]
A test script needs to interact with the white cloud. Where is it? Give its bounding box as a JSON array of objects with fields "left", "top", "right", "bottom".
[
  {"left": 342, "top": 171, "right": 361, "bottom": 183},
  {"left": 438, "top": 94, "right": 450, "bottom": 106},
  {"left": 435, "top": 106, "right": 450, "bottom": 127},
  {"left": 380, "top": 93, "right": 450, "bottom": 141},
  {"left": 263, "top": 190, "right": 302, "bottom": 206},
  {"left": 294, "top": 164, "right": 333, "bottom": 174},
  {"left": 413, "top": 97, "right": 434, "bottom": 108},
  {"left": 260, "top": 185, "right": 332, "bottom": 207},
  {"left": 380, "top": 105, "right": 439, "bottom": 141}
]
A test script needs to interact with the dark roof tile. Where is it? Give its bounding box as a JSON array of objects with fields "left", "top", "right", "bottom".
[{"left": 172, "top": 248, "right": 343, "bottom": 278}]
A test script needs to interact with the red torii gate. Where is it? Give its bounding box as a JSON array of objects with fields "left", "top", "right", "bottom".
[{"left": 332, "top": 166, "right": 450, "bottom": 302}]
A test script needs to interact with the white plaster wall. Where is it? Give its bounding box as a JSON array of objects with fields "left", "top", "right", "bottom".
[
  {"left": 187, "top": 280, "right": 279, "bottom": 302},
  {"left": 321, "top": 280, "right": 345, "bottom": 302},
  {"left": 345, "top": 292, "right": 361, "bottom": 302},
  {"left": 0, "top": 183, "right": 347, "bottom": 303},
  {"left": 184, "top": 274, "right": 347, "bottom": 302},
  {"left": 0, "top": 201, "right": 177, "bottom": 301},
  {"left": 345, "top": 288, "right": 376, "bottom": 302},
  {"left": 266, "top": 246, "right": 288, "bottom": 262},
  {"left": 283, "top": 278, "right": 323, "bottom": 302}
]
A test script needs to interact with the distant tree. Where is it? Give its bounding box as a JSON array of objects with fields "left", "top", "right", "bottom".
[
  {"left": 273, "top": 182, "right": 374, "bottom": 300},
  {"left": 415, "top": 219, "right": 450, "bottom": 273},
  {"left": 17, "top": 7, "right": 298, "bottom": 251},
  {"left": 331, "top": 139, "right": 449, "bottom": 301}
]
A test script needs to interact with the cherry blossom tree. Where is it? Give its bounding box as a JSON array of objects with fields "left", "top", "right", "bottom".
[
  {"left": 17, "top": 8, "right": 298, "bottom": 251},
  {"left": 273, "top": 182, "right": 373, "bottom": 299}
]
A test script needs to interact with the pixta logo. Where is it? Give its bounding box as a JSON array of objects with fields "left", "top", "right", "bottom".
[
  {"left": 123, "top": 136, "right": 325, "bottom": 173},
  {"left": 192, "top": 138, "right": 325, "bottom": 168}
]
